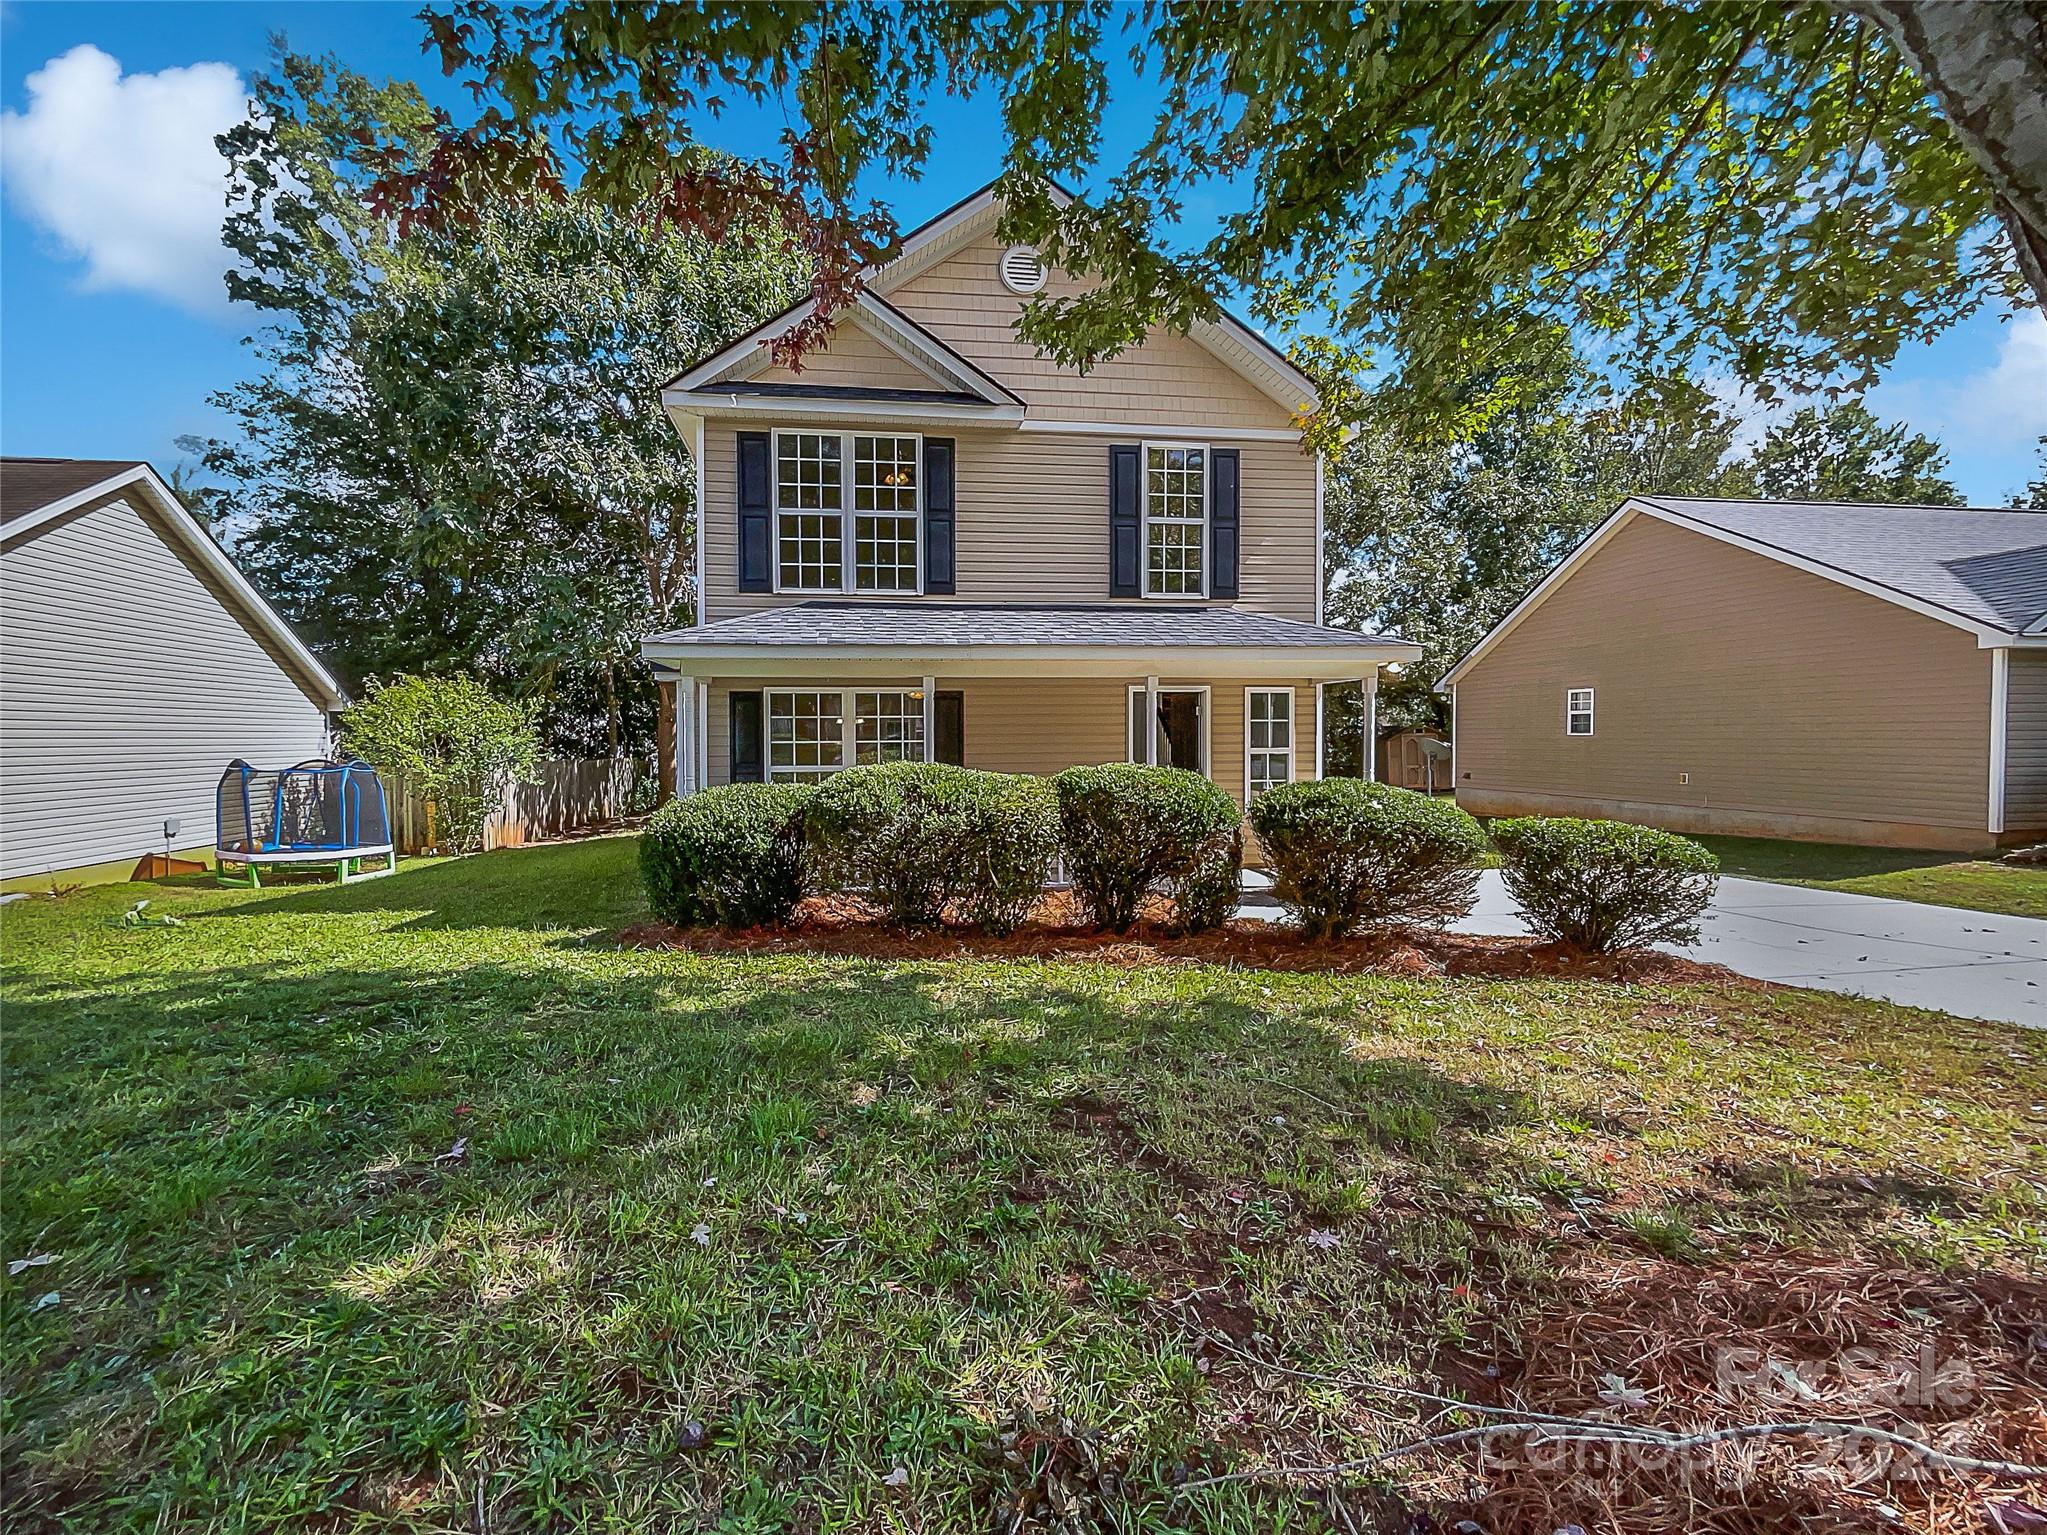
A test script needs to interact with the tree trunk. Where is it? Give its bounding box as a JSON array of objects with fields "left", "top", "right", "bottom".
[
  {"left": 1843, "top": 1, "right": 2047, "bottom": 311},
  {"left": 656, "top": 680, "right": 677, "bottom": 802}
]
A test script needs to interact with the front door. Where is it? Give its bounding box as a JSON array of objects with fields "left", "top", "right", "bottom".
[{"left": 1128, "top": 687, "right": 1207, "bottom": 774}]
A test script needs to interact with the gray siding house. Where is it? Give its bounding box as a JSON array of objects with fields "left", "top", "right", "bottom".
[{"left": 1, "top": 458, "right": 346, "bottom": 886}]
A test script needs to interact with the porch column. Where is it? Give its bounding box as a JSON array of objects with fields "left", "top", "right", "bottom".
[
  {"left": 1143, "top": 675, "right": 1159, "bottom": 765},
  {"left": 673, "top": 675, "right": 694, "bottom": 795},
  {"left": 695, "top": 680, "right": 710, "bottom": 792},
  {"left": 1363, "top": 674, "right": 1378, "bottom": 781},
  {"left": 922, "top": 675, "right": 936, "bottom": 763}
]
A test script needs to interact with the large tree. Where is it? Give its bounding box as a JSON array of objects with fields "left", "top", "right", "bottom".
[
  {"left": 1323, "top": 370, "right": 1744, "bottom": 734},
  {"left": 396, "top": 2, "right": 2042, "bottom": 435},
  {"left": 1718, "top": 400, "right": 1963, "bottom": 503},
  {"left": 202, "top": 53, "right": 807, "bottom": 774}
]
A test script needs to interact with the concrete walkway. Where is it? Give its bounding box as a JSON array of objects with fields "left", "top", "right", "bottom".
[{"left": 1239, "top": 871, "right": 2047, "bottom": 1029}]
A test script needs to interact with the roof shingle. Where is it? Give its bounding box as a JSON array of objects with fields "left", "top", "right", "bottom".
[
  {"left": 1, "top": 458, "right": 146, "bottom": 525},
  {"left": 1640, "top": 496, "right": 2047, "bottom": 635},
  {"left": 648, "top": 601, "right": 1412, "bottom": 650}
]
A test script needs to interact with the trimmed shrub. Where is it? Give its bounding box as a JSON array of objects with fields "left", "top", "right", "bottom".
[
  {"left": 1490, "top": 816, "right": 1719, "bottom": 952},
  {"left": 1053, "top": 764, "right": 1243, "bottom": 933},
  {"left": 802, "top": 761, "right": 1060, "bottom": 933},
  {"left": 639, "top": 783, "right": 813, "bottom": 928},
  {"left": 1249, "top": 780, "right": 1487, "bottom": 938}
]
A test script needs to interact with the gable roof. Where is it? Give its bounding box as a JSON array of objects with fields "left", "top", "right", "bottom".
[
  {"left": 1441, "top": 495, "right": 2047, "bottom": 688},
  {"left": 0, "top": 458, "right": 349, "bottom": 711},
  {"left": 1, "top": 457, "right": 147, "bottom": 525},
  {"left": 665, "top": 178, "right": 1317, "bottom": 418}
]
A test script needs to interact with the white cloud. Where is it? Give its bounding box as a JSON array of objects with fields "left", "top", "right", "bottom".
[
  {"left": 1868, "top": 307, "right": 2047, "bottom": 462},
  {"left": 0, "top": 45, "right": 247, "bottom": 316}
]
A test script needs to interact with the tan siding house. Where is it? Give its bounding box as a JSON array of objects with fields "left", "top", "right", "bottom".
[
  {"left": 1, "top": 459, "right": 347, "bottom": 886},
  {"left": 645, "top": 182, "right": 1416, "bottom": 820},
  {"left": 1444, "top": 496, "right": 2047, "bottom": 852}
]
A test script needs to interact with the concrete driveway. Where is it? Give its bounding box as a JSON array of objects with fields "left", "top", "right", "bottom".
[{"left": 1240, "top": 871, "right": 2047, "bottom": 1029}]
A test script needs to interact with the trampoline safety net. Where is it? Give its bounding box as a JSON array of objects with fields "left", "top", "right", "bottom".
[{"left": 217, "top": 758, "right": 392, "bottom": 855}]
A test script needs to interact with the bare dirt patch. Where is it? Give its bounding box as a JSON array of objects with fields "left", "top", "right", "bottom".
[{"left": 620, "top": 891, "right": 1752, "bottom": 987}]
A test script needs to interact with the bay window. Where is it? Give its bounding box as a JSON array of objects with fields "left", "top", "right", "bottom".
[
  {"left": 774, "top": 430, "right": 920, "bottom": 593},
  {"left": 1144, "top": 442, "right": 1207, "bottom": 597},
  {"left": 767, "top": 688, "right": 926, "bottom": 782}
]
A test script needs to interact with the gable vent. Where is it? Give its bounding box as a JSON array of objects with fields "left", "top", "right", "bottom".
[{"left": 998, "top": 244, "right": 1047, "bottom": 295}]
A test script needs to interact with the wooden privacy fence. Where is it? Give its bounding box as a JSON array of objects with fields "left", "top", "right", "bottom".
[{"left": 386, "top": 757, "right": 648, "bottom": 854}]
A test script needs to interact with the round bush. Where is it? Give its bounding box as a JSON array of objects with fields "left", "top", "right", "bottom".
[
  {"left": 640, "top": 783, "right": 814, "bottom": 929},
  {"left": 802, "top": 761, "right": 1059, "bottom": 933},
  {"left": 1052, "top": 764, "right": 1243, "bottom": 933},
  {"left": 1490, "top": 816, "right": 1719, "bottom": 952},
  {"left": 1249, "top": 780, "right": 1487, "bottom": 938}
]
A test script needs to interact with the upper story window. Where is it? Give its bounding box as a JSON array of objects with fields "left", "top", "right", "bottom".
[
  {"left": 1566, "top": 687, "right": 1595, "bottom": 736},
  {"left": 774, "top": 430, "right": 920, "bottom": 594},
  {"left": 1144, "top": 442, "right": 1207, "bottom": 597}
]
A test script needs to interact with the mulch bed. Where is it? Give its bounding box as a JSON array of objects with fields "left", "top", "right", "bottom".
[{"left": 620, "top": 890, "right": 1753, "bottom": 987}]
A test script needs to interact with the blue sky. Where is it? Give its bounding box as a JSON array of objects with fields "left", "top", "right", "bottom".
[{"left": 3, "top": 1, "right": 2042, "bottom": 505}]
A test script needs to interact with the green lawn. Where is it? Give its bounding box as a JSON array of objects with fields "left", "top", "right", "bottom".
[
  {"left": 1690, "top": 834, "right": 2047, "bottom": 918},
  {"left": 3, "top": 838, "right": 2041, "bottom": 1532}
]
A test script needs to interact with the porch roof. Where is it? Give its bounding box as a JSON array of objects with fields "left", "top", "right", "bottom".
[{"left": 643, "top": 602, "right": 1420, "bottom": 678}]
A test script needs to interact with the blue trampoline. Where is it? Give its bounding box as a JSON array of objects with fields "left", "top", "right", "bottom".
[{"left": 215, "top": 758, "right": 397, "bottom": 885}]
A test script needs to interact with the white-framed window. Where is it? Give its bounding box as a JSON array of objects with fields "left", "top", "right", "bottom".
[
  {"left": 766, "top": 689, "right": 846, "bottom": 780},
  {"left": 773, "top": 429, "right": 921, "bottom": 594},
  {"left": 1246, "top": 688, "right": 1294, "bottom": 799},
  {"left": 1143, "top": 442, "right": 1207, "bottom": 598},
  {"left": 1566, "top": 687, "right": 1595, "bottom": 737},
  {"left": 767, "top": 687, "right": 925, "bottom": 782}
]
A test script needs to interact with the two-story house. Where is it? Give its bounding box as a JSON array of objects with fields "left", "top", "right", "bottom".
[{"left": 641, "top": 182, "right": 1419, "bottom": 812}]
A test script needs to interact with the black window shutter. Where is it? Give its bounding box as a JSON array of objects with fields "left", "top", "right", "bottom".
[
  {"left": 1210, "top": 448, "right": 1240, "bottom": 599},
  {"left": 1109, "top": 444, "right": 1141, "bottom": 598},
  {"left": 729, "top": 691, "right": 764, "bottom": 782},
  {"left": 737, "top": 432, "right": 772, "bottom": 593},
  {"left": 924, "top": 437, "right": 956, "bottom": 594},
  {"left": 935, "top": 691, "right": 965, "bottom": 765}
]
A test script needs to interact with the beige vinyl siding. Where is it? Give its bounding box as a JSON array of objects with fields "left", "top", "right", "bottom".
[
  {"left": 2005, "top": 650, "right": 2047, "bottom": 833},
  {"left": 701, "top": 425, "right": 1317, "bottom": 623},
  {"left": 881, "top": 233, "right": 1298, "bottom": 430},
  {"left": 697, "top": 675, "right": 1318, "bottom": 812},
  {"left": 1454, "top": 513, "right": 1994, "bottom": 849},
  {"left": 880, "top": 231, "right": 1293, "bottom": 433},
  {"left": 0, "top": 497, "right": 331, "bottom": 879},
  {"left": 750, "top": 324, "right": 944, "bottom": 391}
]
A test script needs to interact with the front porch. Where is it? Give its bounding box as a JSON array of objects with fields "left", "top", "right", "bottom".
[{"left": 643, "top": 601, "right": 1423, "bottom": 809}]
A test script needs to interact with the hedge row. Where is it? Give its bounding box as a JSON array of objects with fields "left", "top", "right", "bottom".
[{"left": 641, "top": 767, "right": 1718, "bottom": 952}]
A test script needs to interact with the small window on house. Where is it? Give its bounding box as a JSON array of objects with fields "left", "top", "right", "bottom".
[
  {"left": 1566, "top": 688, "right": 1595, "bottom": 737},
  {"left": 854, "top": 690, "right": 925, "bottom": 764},
  {"left": 998, "top": 244, "right": 1047, "bottom": 294},
  {"left": 1144, "top": 443, "right": 1207, "bottom": 597},
  {"left": 1246, "top": 688, "right": 1294, "bottom": 798}
]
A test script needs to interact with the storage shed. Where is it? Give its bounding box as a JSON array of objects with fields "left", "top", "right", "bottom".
[
  {"left": 1442, "top": 496, "right": 2047, "bottom": 852},
  {"left": 1, "top": 458, "right": 347, "bottom": 887}
]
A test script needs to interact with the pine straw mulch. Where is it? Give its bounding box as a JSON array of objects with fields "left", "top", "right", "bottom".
[
  {"left": 621, "top": 891, "right": 1755, "bottom": 987},
  {"left": 1381, "top": 1253, "right": 2043, "bottom": 1534}
]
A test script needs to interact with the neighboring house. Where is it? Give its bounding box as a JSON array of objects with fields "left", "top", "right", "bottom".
[
  {"left": 1442, "top": 496, "right": 2047, "bottom": 852},
  {"left": 1, "top": 458, "right": 347, "bottom": 887},
  {"left": 640, "top": 181, "right": 1420, "bottom": 816}
]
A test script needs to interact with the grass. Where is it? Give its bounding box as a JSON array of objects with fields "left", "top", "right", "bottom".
[
  {"left": 3, "top": 837, "right": 2042, "bottom": 1532},
  {"left": 1692, "top": 834, "right": 2047, "bottom": 918}
]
